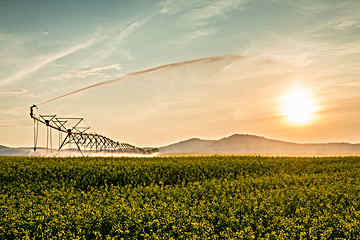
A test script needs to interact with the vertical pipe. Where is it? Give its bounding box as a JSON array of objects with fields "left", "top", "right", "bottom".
[
  {"left": 59, "top": 132, "right": 61, "bottom": 150},
  {"left": 50, "top": 127, "right": 52, "bottom": 152},
  {"left": 35, "top": 120, "right": 39, "bottom": 151},
  {"left": 46, "top": 126, "right": 49, "bottom": 150},
  {"left": 33, "top": 119, "right": 36, "bottom": 151},
  {"left": 36, "top": 120, "right": 39, "bottom": 151}
]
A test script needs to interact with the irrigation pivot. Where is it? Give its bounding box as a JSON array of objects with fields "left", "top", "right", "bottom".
[
  {"left": 29, "top": 105, "right": 157, "bottom": 155},
  {"left": 28, "top": 55, "right": 242, "bottom": 156}
]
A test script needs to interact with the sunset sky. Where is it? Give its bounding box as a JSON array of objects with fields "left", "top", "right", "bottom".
[{"left": 1, "top": 0, "right": 360, "bottom": 147}]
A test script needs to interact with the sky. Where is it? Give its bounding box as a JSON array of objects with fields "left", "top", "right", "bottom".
[{"left": 1, "top": 0, "right": 360, "bottom": 147}]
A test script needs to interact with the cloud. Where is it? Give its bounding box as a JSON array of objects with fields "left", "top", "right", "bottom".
[
  {"left": 294, "top": 1, "right": 360, "bottom": 35},
  {"left": 158, "top": 1, "right": 202, "bottom": 15},
  {"left": 159, "top": 0, "right": 174, "bottom": 14},
  {"left": 93, "top": 17, "right": 151, "bottom": 61},
  {"left": 171, "top": 28, "right": 217, "bottom": 46},
  {"left": 82, "top": 64, "right": 122, "bottom": 74},
  {"left": 115, "top": 18, "right": 150, "bottom": 42},
  {"left": 0, "top": 37, "right": 98, "bottom": 86},
  {"left": 50, "top": 64, "right": 122, "bottom": 81},
  {"left": 245, "top": 32, "right": 360, "bottom": 70},
  {"left": 159, "top": 0, "right": 248, "bottom": 25},
  {"left": 34, "top": 17, "right": 150, "bottom": 83},
  {"left": 332, "top": 19, "right": 358, "bottom": 31},
  {"left": 186, "top": 0, "right": 249, "bottom": 26},
  {"left": 310, "top": 17, "right": 360, "bottom": 33},
  {"left": 0, "top": 88, "right": 28, "bottom": 95}
]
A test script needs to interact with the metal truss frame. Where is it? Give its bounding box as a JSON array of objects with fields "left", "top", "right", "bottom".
[{"left": 29, "top": 105, "right": 157, "bottom": 155}]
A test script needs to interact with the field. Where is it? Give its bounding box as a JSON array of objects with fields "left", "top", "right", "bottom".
[{"left": 1, "top": 156, "right": 360, "bottom": 239}]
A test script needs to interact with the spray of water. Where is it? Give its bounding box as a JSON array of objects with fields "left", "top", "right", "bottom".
[
  {"left": 38, "top": 55, "right": 242, "bottom": 105},
  {"left": 25, "top": 148, "right": 158, "bottom": 158}
]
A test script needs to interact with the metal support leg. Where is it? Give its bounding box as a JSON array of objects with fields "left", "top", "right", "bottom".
[
  {"left": 33, "top": 119, "right": 39, "bottom": 151},
  {"left": 59, "top": 132, "right": 70, "bottom": 150}
]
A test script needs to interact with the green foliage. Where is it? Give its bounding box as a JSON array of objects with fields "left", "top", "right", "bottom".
[{"left": 0, "top": 156, "right": 360, "bottom": 239}]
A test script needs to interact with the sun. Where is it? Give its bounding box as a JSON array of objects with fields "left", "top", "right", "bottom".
[{"left": 281, "top": 87, "right": 318, "bottom": 125}]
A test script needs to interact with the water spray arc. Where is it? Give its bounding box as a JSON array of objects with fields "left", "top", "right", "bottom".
[
  {"left": 30, "top": 105, "right": 157, "bottom": 155},
  {"left": 39, "top": 55, "right": 242, "bottom": 105}
]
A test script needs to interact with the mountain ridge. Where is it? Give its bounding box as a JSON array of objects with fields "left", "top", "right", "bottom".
[
  {"left": 1, "top": 134, "right": 360, "bottom": 156},
  {"left": 159, "top": 134, "right": 360, "bottom": 154},
  {"left": 0, "top": 145, "right": 9, "bottom": 150}
]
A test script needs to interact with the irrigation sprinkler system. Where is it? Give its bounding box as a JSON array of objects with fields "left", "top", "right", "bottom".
[
  {"left": 27, "top": 55, "right": 241, "bottom": 156},
  {"left": 29, "top": 105, "right": 157, "bottom": 155}
]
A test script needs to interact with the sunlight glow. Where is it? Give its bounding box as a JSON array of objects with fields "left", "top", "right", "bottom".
[{"left": 281, "top": 87, "right": 318, "bottom": 125}]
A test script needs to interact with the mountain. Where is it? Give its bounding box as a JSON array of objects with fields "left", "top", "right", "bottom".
[
  {"left": 159, "top": 138, "right": 215, "bottom": 154},
  {"left": 159, "top": 134, "right": 360, "bottom": 155},
  {"left": 0, "top": 145, "right": 9, "bottom": 150},
  {"left": 2, "top": 134, "right": 360, "bottom": 156},
  {"left": 0, "top": 145, "right": 28, "bottom": 156}
]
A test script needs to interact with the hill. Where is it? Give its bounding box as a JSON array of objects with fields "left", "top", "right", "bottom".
[
  {"left": 0, "top": 145, "right": 9, "bottom": 150},
  {"left": 0, "top": 145, "right": 28, "bottom": 156},
  {"left": 159, "top": 134, "right": 360, "bottom": 155}
]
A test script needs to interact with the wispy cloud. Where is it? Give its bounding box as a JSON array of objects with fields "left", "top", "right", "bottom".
[
  {"left": 47, "top": 17, "right": 151, "bottom": 83},
  {"left": 171, "top": 28, "right": 217, "bottom": 46},
  {"left": 0, "top": 88, "right": 28, "bottom": 95},
  {"left": 158, "top": 1, "right": 202, "bottom": 15},
  {"left": 162, "top": 0, "right": 248, "bottom": 48},
  {"left": 159, "top": 0, "right": 248, "bottom": 25},
  {"left": 0, "top": 36, "right": 98, "bottom": 86},
  {"left": 83, "top": 64, "right": 122, "bottom": 74},
  {"left": 332, "top": 19, "right": 358, "bottom": 31},
  {"left": 94, "top": 17, "right": 151, "bottom": 61},
  {"left": 246, "top": 29, "right": 360, "bottom": 69},
  {"left": 307, "top": 17, "right": 360, "bottom": 34},
  {"left": 50, "top": 64, "right": 122, "bottom": 81},
  {"left": 159, "top": 0, "right": 175, "bottom": 14},
  {"left": 186, "top": 0, "right": 249, "bottom": 26},
  {"left": 115, "top": 18, "right": 150, "bottom": 42},
  {"left": 290, "top": 1, "right": 360, "bottom": 35}
]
